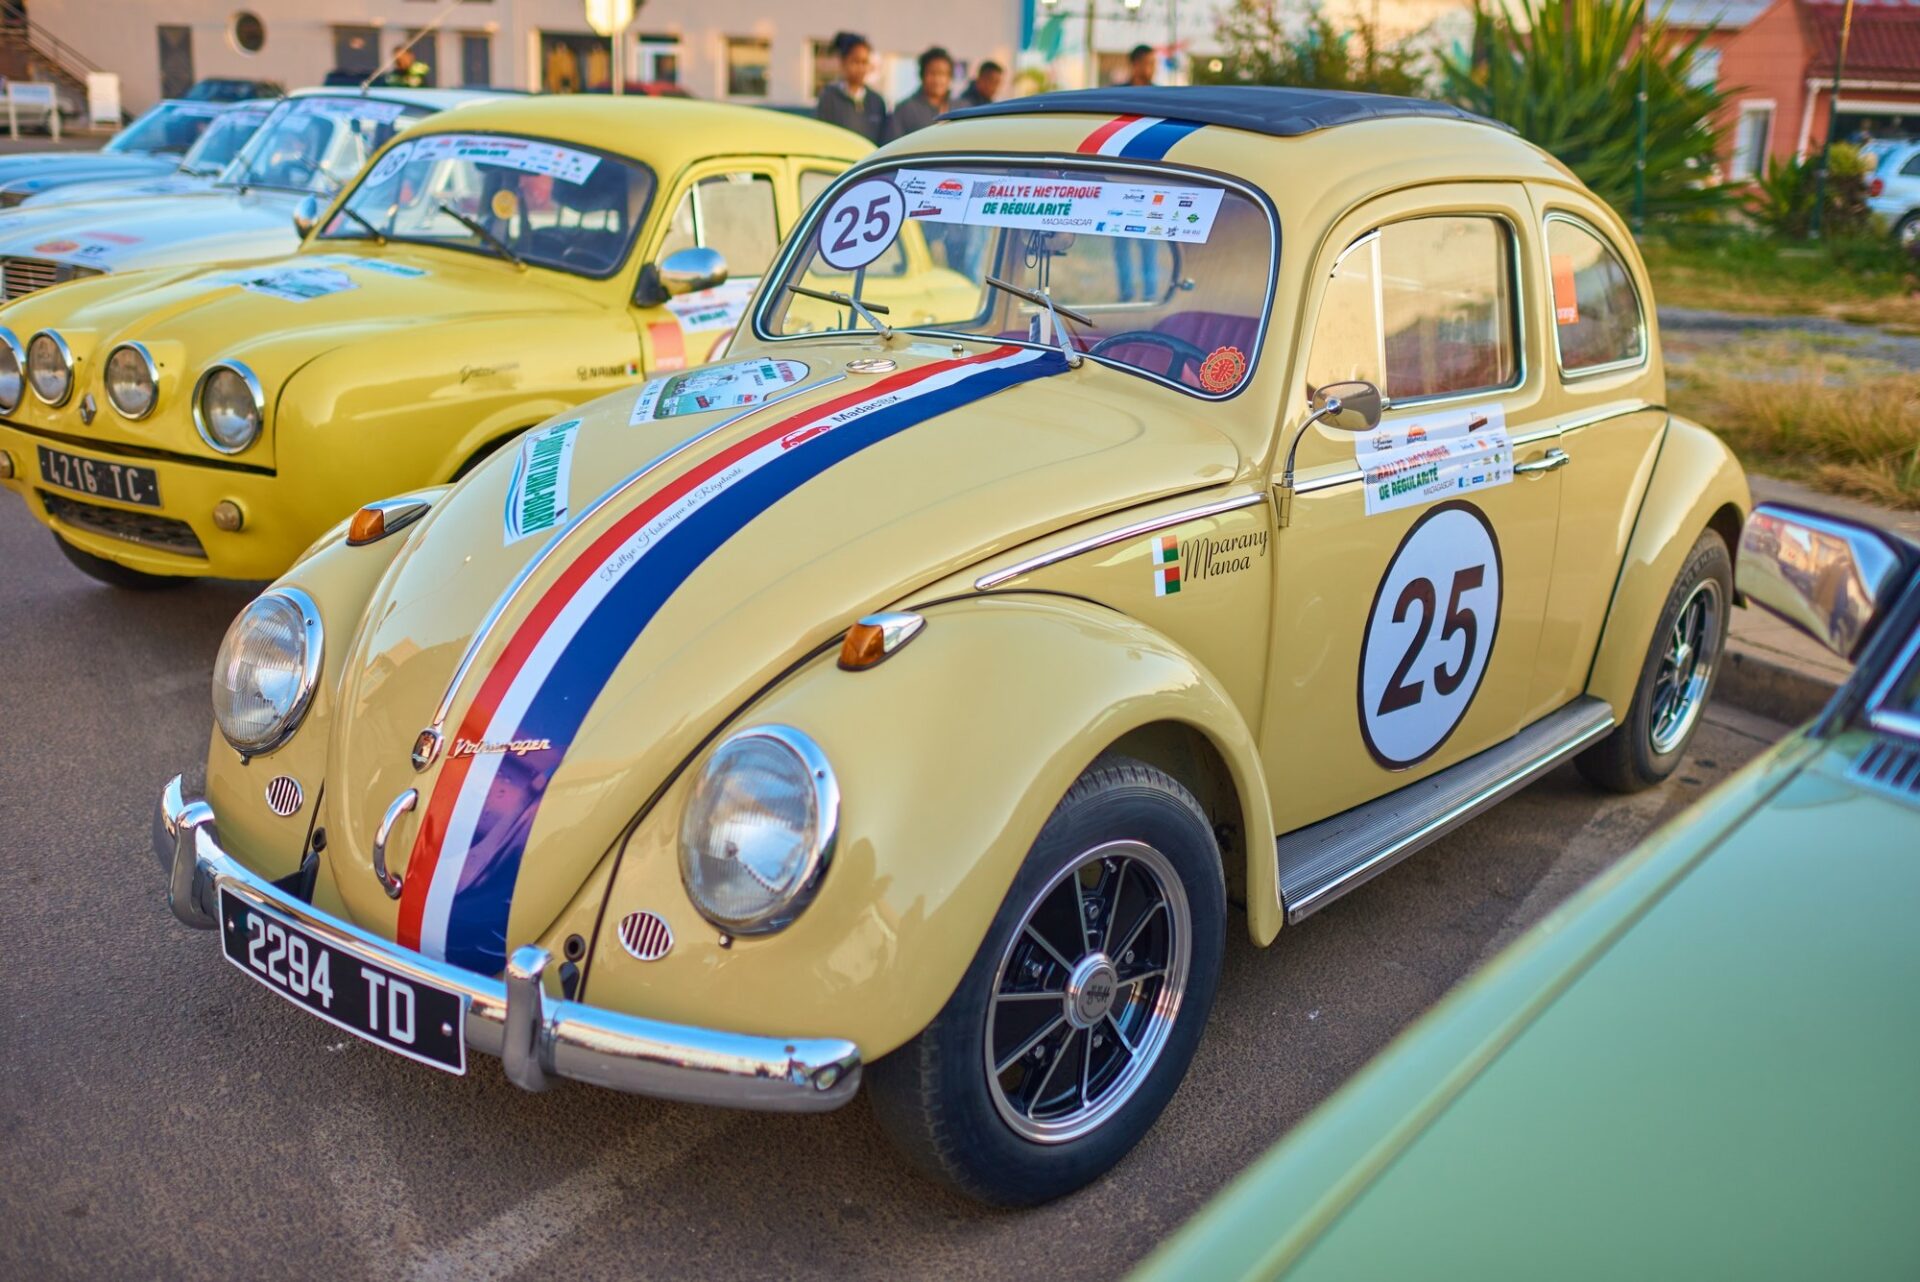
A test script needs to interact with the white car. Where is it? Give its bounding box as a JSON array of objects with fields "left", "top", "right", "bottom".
[
  {"left": 0, "top": 87, "right": 500, "bottom": 302},
  {"left": 1868, "top": 139, "right": 1920, "bottom": 247},
  {"left": 14, "top": 101, "right": 274, "bottom": 208}
]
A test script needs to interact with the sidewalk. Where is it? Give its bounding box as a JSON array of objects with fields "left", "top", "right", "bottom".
[{"left": 1717, "top": 474, "right": 1919, "bottom": 724}]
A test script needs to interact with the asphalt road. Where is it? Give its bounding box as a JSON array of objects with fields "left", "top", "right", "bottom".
[{"left": 0, "top": 495, "right": 1786, "bottom": 1280}]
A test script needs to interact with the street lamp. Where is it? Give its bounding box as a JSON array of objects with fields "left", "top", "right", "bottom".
[{"left": 1041, "top": 0, "right": 1147, "bottom": 90}]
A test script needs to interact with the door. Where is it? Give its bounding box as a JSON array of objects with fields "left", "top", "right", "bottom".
[
  {"left": 1261, "top": 185, "right": 1566, "bottom": 832},
  {"left": 157, "top": 25, "right": 193, "bottom": 100},
  {"left": 1528, "top": 201, "right": 1669, "bottom": 711},
  {"left": 640, "top": 162, "right": 782, "bottom": 368}
]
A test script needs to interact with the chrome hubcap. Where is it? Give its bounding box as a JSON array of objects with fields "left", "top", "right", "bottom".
[
  {"left": 1650, "top": 578, "right": 1722, "bottom": 755},
  {"left": 984, "top": 840, "right": 1190, "bottom": 1144}
]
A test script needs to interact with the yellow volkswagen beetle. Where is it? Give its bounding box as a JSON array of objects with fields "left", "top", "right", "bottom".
[
  {"left": 0, "top": 95, "right": 930, "bottom": 586},
  {"left": 149, "top": 87, "right": 1747, "bottom": 1206}
]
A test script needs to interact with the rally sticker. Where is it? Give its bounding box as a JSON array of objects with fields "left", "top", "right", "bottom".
[
  {"left": 30, "top": 229, "right": 142, "bottom": 264},
  {"left": 895, "top": 168, "right": 1224, "bottom": 244},
  {"left": 630, "top": 358, "right": 811, "bottom": 424},
  {"left": 222, "top": 263, "right": 358, "bottom": 302},
  {"left": 503, "top": 419, "right": 580, "bottom": 544},
  {"left": 1356, "top": 403, "right": 1512, "bottom": 517},
  {"left": 1147, "top": 525, "right": 1269, "bottom": 596},
  {"left": 415, "top": 133, "right": 601, "bottom": 183},
  {"left": 665, "top": 278, "right": 756, "bottom": 334},
  {"left": 818, "top": 178, "right": 904, "bottom": 272},
  {"left": 1199, "top": 345, "right": 1246, "bottom": 392},
  {"left": 1358, "top": 501, "right": 1502, "bottom": 769},
  {"left": 306, "top": 97, "right": 407, "bottom": 124}
]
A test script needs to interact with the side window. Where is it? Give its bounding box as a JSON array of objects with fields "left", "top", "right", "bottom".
[
  {"left": 657, "top": 171, "right": 779, "bottom": 277},
  {"left": 1900, "top": 152, "right": 1920, "bottom": 178},
  {"left": 1546, "top": 217, "right": 1645, "bottom": 374},
  {"left": 1305, "top": 216, "right": 1518, "bottom": 404}
]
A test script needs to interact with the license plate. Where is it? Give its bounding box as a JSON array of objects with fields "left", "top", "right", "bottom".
[
  {"left": 38, "top": 445, "right": 161, "bottom": 507},
  {"left": 217, "top": 887, "right": 468, "bottom": 1074}
]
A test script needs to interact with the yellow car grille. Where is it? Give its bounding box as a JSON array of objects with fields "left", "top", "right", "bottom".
[{"left": 1, "top": 257, "right": 102, "bottom": 300}]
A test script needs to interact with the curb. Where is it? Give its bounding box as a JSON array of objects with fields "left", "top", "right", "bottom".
[{"left": 1714, "top": 640, "right": 1843, "bottom": 727}]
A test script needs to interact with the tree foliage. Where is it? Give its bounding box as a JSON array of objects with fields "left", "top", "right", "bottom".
[
  {"left": 1748, "top": 143, "right": 1877, "bottom": 239},
  {"left": 1438, "top": 0, "right": 1732, "bottom": 221},
  {"left": 1195, "top": 0, "right": 1428, "bottom": 97}
]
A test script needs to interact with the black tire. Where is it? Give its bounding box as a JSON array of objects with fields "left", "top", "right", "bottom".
[
  {"left": 1577, "top": 530, "right": 1732, "bottom": 794},
  {"left": 868, "top": 755, "right": 1226, "bottom": 1206},
  {"left": 1896, "top": 213, "right": 1920, "bottom": 255},
  {"left": 53, "top": 534, "right": 190, "bottom": 590}
]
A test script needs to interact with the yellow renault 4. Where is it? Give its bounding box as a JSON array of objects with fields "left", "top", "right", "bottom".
[
  {"left": 0, "top": 95, "right": 910, "bottom": 586},
  {"left": 150, "top": 87, "right": 1746, "bottom": 1206}
]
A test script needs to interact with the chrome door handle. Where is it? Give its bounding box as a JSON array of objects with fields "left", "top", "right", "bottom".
[
  {"left": 373, "top": 788, "right": 418, "bottom": 899},
  {"left": 1516, "top": 448, "right": 1570, "bottom": 476}
]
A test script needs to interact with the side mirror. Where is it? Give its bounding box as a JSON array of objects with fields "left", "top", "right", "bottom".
[
  {"left": 1307, "top": 380, "right": 1383, "bottom": 432},
  {"left": 292, "top": 193, "right": 322, "bottom": 238},
  {"left": 1737, "top": 503, "right": 1914, "bottom": 661},
  {"left": 658, "top": 246, "right": 728, "bottom": 297}
]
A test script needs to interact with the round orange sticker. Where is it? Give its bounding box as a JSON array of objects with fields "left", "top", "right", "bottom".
[
  {"left": 490, "top": 189, "right": 520, "bottom": 221},
  {"left": 1199, "top": 345, "right": 1247, "bottom": 393},
  {"left": 33, "top": 240, "right": 78, "bottom": 254}
]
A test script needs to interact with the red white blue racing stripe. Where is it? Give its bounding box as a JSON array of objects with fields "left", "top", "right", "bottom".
[
  {"left": 1076, "top": 114, "right": 1204, "bottom": 160},
  {"left": 398, "top": 344, "right": 1070, "bottom": 972}
]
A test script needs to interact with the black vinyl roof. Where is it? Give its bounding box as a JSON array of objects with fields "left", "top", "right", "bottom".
[{"left": 943, "top": 85, "right": 1510, "bottom": 138}]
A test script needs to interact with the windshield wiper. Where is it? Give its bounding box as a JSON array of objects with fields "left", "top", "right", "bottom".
[
  {"left": 786, "top": 283, "right": 892, "bottom": 338},
  {"left": 985, "top": 275, "right": 1094, "bottom": 367},
  {"left": 437, "top": 202, "right": 525, "bottom": 269},
  {"left": 331, "top": 203, "right": 387, "bottom": 245}
]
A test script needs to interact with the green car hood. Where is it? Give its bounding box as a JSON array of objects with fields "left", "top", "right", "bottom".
[{"left": 1139, "top": 730, "right": 1920, "bottom": 1280}]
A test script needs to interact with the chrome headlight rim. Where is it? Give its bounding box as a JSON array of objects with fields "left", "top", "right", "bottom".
[
  {"left": 192, "top": 359, "right": 265, "bottom": 455},
  {"left": 679, "top": 724, "right": 840, "bottom": 936},
  {"left": 213, "top": 585, "right": 324, "bottom": 757},
  {"left": 104, "top": 340, "right": 160, "bottom": 421},
  {"left": 0, "top": 324, "right": 24, "bottom": 413},
  {"left": 26, "top": 328, "right": 74, "bottom": 407}
]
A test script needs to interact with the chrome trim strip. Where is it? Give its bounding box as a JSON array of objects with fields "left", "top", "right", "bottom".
[
  {"left": 1555, "top": 401, "right": 1658, "bottom": 434},
  {"left": 192, "top": 359, "right": 266, "bottom": 455},
  {"left": 105, "top": 341, "right": 161, "bottom": 421},
  {"left": 27, "top": 328, "right": 74, "bottom": 407},
  {"left": 155, "top": 778, "right": 862, "bottom": 1110},
  {"left": 427, "top": 374, "right": 845, "bottom": 733},
  {"left": 218, "top": 586, "right": 324, "bottom": 758},
  {"left": 973, "top": 492, "right": 1268, "bottom": 590}
]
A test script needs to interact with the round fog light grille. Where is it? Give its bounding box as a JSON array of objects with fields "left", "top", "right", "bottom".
[
  {"left": 617, "top": 910, "right": 674, "bottom": 961},
  {"left": 264, "top": 775, "right": 304, "bottom": 817}
]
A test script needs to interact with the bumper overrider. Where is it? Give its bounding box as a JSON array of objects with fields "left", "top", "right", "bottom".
[{"left": 153, "top": 777, "right": 862, "bottom": 1110}]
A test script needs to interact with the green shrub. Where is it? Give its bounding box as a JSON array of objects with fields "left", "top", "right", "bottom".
[{"left": 1750, "top": 143, "right": 1876, "bottom": 239}]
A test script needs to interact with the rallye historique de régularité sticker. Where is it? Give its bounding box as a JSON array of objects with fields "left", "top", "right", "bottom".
[
  {"left": 1357, "top": 403, "right": 1513, "bottom": 516},
  {"left": 893, "top": 169, "right": 1224, "bottom": 244}
]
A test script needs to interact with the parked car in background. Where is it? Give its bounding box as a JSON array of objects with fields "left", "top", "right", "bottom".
[
  {"left": 0, "top": 87, "right": 497, "bottom": 301},
  {"left": 1867, "top": 138, "right": 1920, "bottom": 247},
  {"left": 0, "top": 98, "right": 235, "bottom": 207},
  {"left": 16, "top": 101, "right": 274, "bottom": 208},
  {"left": 1132, "top": 504, "right": 1920, "bottom": 1280},
  {"left": 183, "top": 77, "right": 284, "bottom": 103},
  {"left": 0, "top": 95, "right": 880, "bottom": 583},
  {"left": 138, "top": 85, "right": 1743, "bottom": 1208}
]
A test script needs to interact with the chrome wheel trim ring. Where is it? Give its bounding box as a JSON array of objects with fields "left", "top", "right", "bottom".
[
  {"left": 1649, "top": 577, "right": 1723, "bottom": 756},
  {"left": 983, "top": 839, "right": 1191, "bottom": 1145}
]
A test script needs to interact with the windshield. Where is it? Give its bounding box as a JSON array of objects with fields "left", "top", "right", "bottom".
[
  {"left": 319, "top": 132, "right": 655, "bottom": 278},
  {"left": 224, "top": 96, "right": 430, "bottom": 194},
  {"left": 760, "top": 161, "right": 1274, "bottom": 396},
  {"left": 103, "top": 101, "right": 224, "bottom": 157},
  {"left": 179, "top": 104, "right": 272, "bottom": 175}
]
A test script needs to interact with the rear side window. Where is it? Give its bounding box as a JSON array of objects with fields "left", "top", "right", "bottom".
[
  {"left": 1305, "top": 215, "right": 1519, "bottom": 405},
  {"left": 1901, "top": 151, "right": 1920, "bottom": 178},
  {"left": 659, "top": 171, "right": 780, "bottom": 276},
  {"left": 1546, "top": 216, "right": 1645, "bottom": 374}
]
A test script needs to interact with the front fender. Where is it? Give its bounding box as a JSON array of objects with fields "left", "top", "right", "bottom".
[
  {"left": 581, "top": 593, "right": 1277, "bottom": 1061},
  {"left": 1586, "top": 415, "right": 1749, "bottom": 714}
]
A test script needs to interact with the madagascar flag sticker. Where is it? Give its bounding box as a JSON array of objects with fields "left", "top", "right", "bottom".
[{"left": 1151, "top": 533, "right": 1182, "bottom": 596}]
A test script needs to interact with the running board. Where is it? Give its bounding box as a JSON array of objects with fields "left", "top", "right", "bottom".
[{"left": 1276, "top": 697, "right": 1616, "bottom": 923}]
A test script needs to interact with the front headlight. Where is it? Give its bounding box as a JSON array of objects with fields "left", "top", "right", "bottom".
[
  {"left": 212, "top": 587, "right": 322, "bottom": 755},
  {"left": 194, "top": 361, "right": 264, "bottom": 453},
  {"left": 678, "top": 726, "right": 839, "bottom": 934},
  {"left": 0, "top": 326, "right": 23, "bottom": 412},
  {"left": 26, "top": 330, "right": 73, "bottom": 406},
  {"left": 104, "top": 342, "right": 158, "bottom": 420}
]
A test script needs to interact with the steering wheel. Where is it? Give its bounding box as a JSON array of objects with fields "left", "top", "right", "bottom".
[{"left": 1088, "top": 330, "right": 1209, "bottom": 381}]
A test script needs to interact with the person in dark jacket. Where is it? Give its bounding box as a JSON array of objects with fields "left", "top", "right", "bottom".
[
  {"left": 815, "top": 32, "right": 887, "bottom": 145},
  {"left": 886, "top": 46, "right": 953, "bottom": 141},
  {"left": 956, "top": 60, "right": 1003, "bottom": 109}
]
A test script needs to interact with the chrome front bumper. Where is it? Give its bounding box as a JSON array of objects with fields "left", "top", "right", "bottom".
[{"left": 153, "top": 776, "right": 861, "bottom": 1111}]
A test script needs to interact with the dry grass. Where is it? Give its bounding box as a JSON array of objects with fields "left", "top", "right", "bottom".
[
  {"left": 1669, "top": 339, "right": 1920, "bottom": 509},
  {"left": 1644, "top": 238, "right": 1920, "bottom": 328}
]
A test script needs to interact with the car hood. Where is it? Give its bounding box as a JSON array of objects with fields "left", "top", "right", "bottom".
[
  {"left": 0, "top": 186, "right": 304, "bottom": 271},
  {"left": 0, "top": 152, "right": 176, "bottom": 191},
  {"left": 321, "top": 340, "right": 1241, "bottom": 972},
  {"left": 19, "top": 171, "right": 217, "bottom": 207}
]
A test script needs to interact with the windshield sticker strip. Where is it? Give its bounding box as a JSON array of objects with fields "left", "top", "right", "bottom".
[
  {"left": 396, "top": 344, "right": 1072, "bottom": 971},
  {"left": 898, "top": 168, "right": 1223, "bottom": 243},
  {"left": 1076, "top": 114, "right": 1204, "bottom": 160}
]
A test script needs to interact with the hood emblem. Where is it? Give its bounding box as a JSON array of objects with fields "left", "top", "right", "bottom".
[
  {"left": 411, "top": 727, "right": 442, "bottom": 771},
  {"left": 449, "top": 736, "right": 552, "bottom": 759},
  {"left": 78, "top": 393, "right": 96, "bottom": 425}
]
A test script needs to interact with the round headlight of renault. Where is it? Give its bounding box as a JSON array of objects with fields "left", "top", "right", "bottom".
[
  {"left": 0, "top": 326, "right": 23, "bottom": 413},
  {"left": 194, "top": 361, "right": 263, "bottom": 453},
  {"left": 104, "top": 342, "right": 158, "bottom": 420},
  {"left": 26, "top": 330, "right": 72, "bottom": 406},
  {"left": 678, "top": 726, "right": 839, "bottom": 934},
  {"left": 211, "top": 587, "right": 322, "bottom": 754}
]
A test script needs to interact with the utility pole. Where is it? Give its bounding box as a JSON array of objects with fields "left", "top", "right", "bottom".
[
  {"left": 1810, "top": 0, "right": 1858, "bottom": 239},
  {"left": 1634, "top": 0, "right": 1648, "bottom": 233}
]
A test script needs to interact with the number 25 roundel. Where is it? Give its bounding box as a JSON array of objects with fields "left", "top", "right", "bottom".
[{"left": 1358, "top": 501, "right": 1503, "bottom": 769}]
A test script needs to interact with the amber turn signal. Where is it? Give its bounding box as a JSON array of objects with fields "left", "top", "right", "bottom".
[
  {"left": 838, "top": 611, "right": 926, "bottom": 670},
  {"left": 347, "top": 497, "right": 431, "bottom": 547}
]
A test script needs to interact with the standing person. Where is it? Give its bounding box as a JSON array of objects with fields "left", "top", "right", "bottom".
[
  {"left": 887, "top": 46, "right": 953, "bottom": 141},
  {"left": 956, "top": 59, "right": 1004, "bottom": 109},
  {"left": 1112, "top": 44, "right": 1162, "bottom": 299},
  {"left": 382, "top": 45, "right": 431, "bottom": 88},
  {"left": 1124, "top": 43, "right": 1156, "bottom": 87},
  {"left": 815, "top": 32, "right": 887, "bottom": 145}
]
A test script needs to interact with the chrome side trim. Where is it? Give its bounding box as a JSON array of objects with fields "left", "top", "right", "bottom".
[
  {"left": 972, "top": 492, "right": 1268, "bottom": 590},
  {"left": 154, "top": 778, "right": 862, "bottom": 1111},
  {"left": 426, "top": 374, "right": 845, "bottom": 734}
]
